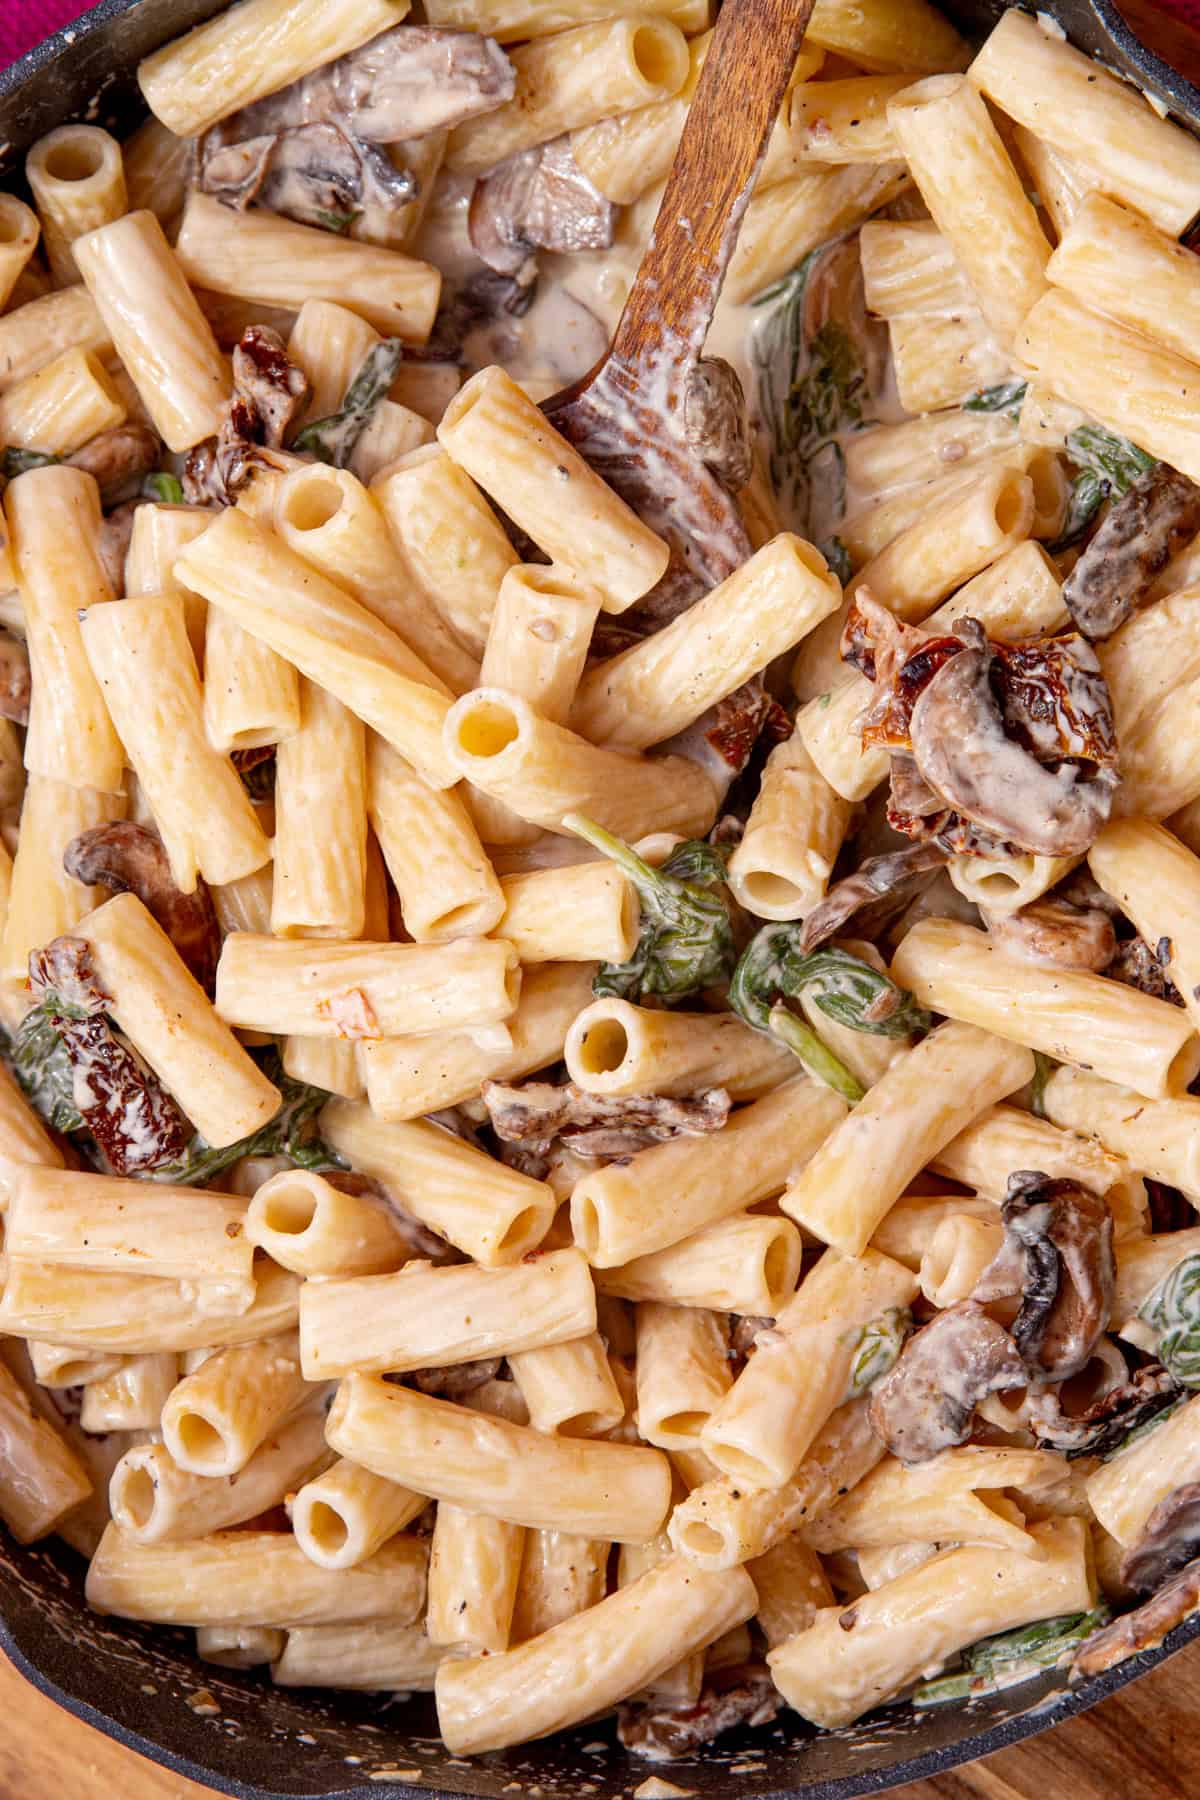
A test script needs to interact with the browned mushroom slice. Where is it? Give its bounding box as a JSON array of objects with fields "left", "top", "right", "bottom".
[
  {"left": 982, "top": 897, "right": 1117, "bottom": 972},
  {"left": 974, "top": 1172, "right": 1115, "bottom": 1384},
  {"left": 1074, "top": 1556, "right": 1200, "bottom": 1679},
  {"left": 1064, "top": 465, "right": 1200, "bottom": 641},
  {"left": 481, "top": 1078, "right": 731, "bottom": 1157},
  {"left": 1029, "top": 1361, "right": 1180, "bottom": 1459},
  {"left": 65, "top": 422, "right": 161, "bottom": 497},
  {"left": 796, "top": 841, "right": 950, "bottom": 955},
  {"left": 1107, "top": 935, "right": 1183, "bottom": 1004},
  {"left": 683, "top": 357, "right": 753, "bottom": 493},
  {"left": 469, "top": 137, "right": 615, "bottom": 293},
  {"left": 200, "top": 122, "right": 416, "bottom": 232},
  {"left": 617, "top": 1666, "right": 781, "bottom": 1758},
  {"left": 1121, "top": 1483, "right": 1200, "bottom": 1592},
  {"left": 404, "top": 1358, "right": 504, "bottom": 1400},
  {"left": 868, "top": 1300, "right": 1025, "bottom": 1465},
  {"left": 63, "top": 822, "right": 221, "bottom": 995},
  {"left": 909, "top": 644, "right": 1116, "bottom": 857},
  {"left": 730, "top": 1314, "right": 776, "bottom": 1358},
  {"left": 209, "top": 25, "right": 514, "bottom": 148},
  {"left": 0, "top": 630, "right": 30, "bottom": 725},
  {"left": 97, "top": 500, "right": 139, "bottom": 596}
]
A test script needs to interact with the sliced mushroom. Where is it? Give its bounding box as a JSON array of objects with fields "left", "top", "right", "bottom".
[
  {"left": 97, "top": 500, "right": 138, "bottom": 597},
  {"left": 404, "top": 1357, "right": 504, "bottom": 1400},
  {"left": 617, "top": 1666, "right": 781, "bottom": 1758},
  {"left": 1064, "top": 465, "right": 1200, "bottom": 640},
  {"left": 63, "top": 823, "right": 221, "bottom": 994},
  {"left": 469, "top": 136, "right": 615, "bottom": 292},
  {"left": 480, "top": 1078, "right": 731, "bottom": 1158},
  {"left": 683, "top": 357, "right": 753, "bottom": 492},
  {"left": 982, "top": 896, "right": 1117, "bottom": 972},
  {"left": 1028, "top": 1361, "right": 1181, "bottom": 1459},
  {"left": 1121, "top": 1482, "right": 1200, "bottom": 1592},
  {"left": 184, "top": 325, "right": 309, "bottom": 506},
  {"left": 867, "top": 1300, "right": 1026, "bottom": 1465},
  {"left": 200, "top": 122, "right": 416, "bottom": 232},
  {"left": 909, "top": 643, "right": 1116, "bottom": 857},
  {"left": 974, "top": 1172, "right": 1115, "bottom": 1384},
  {"left": 1073, "top": 1556, "right": 1200, "bottom": 1679},
  {"left": 730, "top": 1314, "right": 776, "bottom": 1359},
  {"left": 0, "top": 630, "right": 31, "bottom": 725},
  {"left": 797, "top": 841, "right": 950, "bottom": 954},
  {"left": 1107, "top": 935, "right": 1182, "bottom": 1005},
  {"left": 66, "top": 423, "right": 161, "bottom": 500}
]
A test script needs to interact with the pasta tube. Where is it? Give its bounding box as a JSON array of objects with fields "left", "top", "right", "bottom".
[
  {"left": 726, "top": 161, "right": 909, "bottom": 305},
  {"left": 769, "top": 1518, "right": 1094, "bottom": 1728},
  {"left": 571, "top": 535, "right": 841, "bottom": 748},
  {"left": 701, "top": 1248, "right": 918, "bottom": 1488},
  {"left": 846, "top": 464, "right": 1034, "bottom": 621},
  {"left": 750, "top": 1533, "right": 833, "bottom": 1647},
  {"left": 595, "top": 1211, "right": 803, "bottom": 1316},
  {"left": 74, "top": 211, "right": 227, "bottom": 452},
  {"left": 571, "top": 1076, "right": 847, "bottom": 1266},
  {"left": 176, "top": 193, "right": 440, "bottom": 344},
  {"left": 74, "top": 891, "right": 281, "bottom": 1148},
  {"left": 0, "top": 1257, "right": 299, "bottom": 1355},
  {"left": 319, "top": 1099, "right": 555, "bottom": 1265},
  {"left": 272, "top": 1621, "right": 454, "bottom": 1691},
  {"left": 0, "top": 196, "right": 40, "bottom": 312},
  {"left": 1089, "top": 819, "right": 1200, "bottom": 1035},
  {"left": 291, "top": 1458, "right": 425, "bottom": 1571},
  {"left": 215, "top": 932, "right": 519, "bottom": 1039},
  {"left": 26, "top": 127, "right": 127, "bottom": 286},
  {"left": 86, "top": 1525, "right": 427, "bottom": 1629},
  {"left": 892, "top": 919, "right": 1200, "bottom": 1101},
  {"left": 1042, "top": 1066, "right": 1200, "bottom": 1202},
  {"left": 81, "top": 595, "right": 271, "bottom": 891},
  {"left": 969, "top": 8, "right": 1200, "bottom": 234},
  {"left": 160, "top": 1334, "right": 310, "bottom": 1476},
  {"left": 807, "top": 1447, "right": 1061, "bottom": 1557},
  {"left": 494, "top": 863, "right": 637, "bottom": 964},
  {"left": 668, "top": 1399, "right": 885, "bottom": 1570},
  {"left": 919, "top": 1213, "right": 1011, "bottom": 1309},
  {"left": 109, "top": 1408, "right": 330, "bottom": 1544},
  {"left": 246, "top": 1169, "right": 412, "bottom": 1277},
  {"left": 427, "top": 1505, "right": 526, "bottom": 1651},
  {"left": 726, "top": 733, "right": 850, "bottom": 919},
  {"left": 1087, "top": 1394, "right": 1200, "bottom": 1547},
  {"left": 272, "top": 679, "right": 367, "bottom": 939},
  {"left": 6, "top": 465, "right": 124, "bottom": 795},
  {"left": 360, "top": 961, "right": 597, "bottom": 1120},
  {"left": 7, "top": 1168, "right": 254, "bottom": 1310},
  {"left": 367, "top": 734, "right": 503, "bottom": 942},
  {"left": 298, "top": 1248, "right": 597, "bottom": 1379},
  {"left": 423, "top": 0, "right": 705, "bottom": 38},
  {"left": 174, "top": 508, "right": 458, "bottom": 790},
  {"left": 886, "top": 75, "right": 1050, "bottom": 348},
  {"left": 79, "top": 1354, "right": 178, "bottom": 1435},
  {"left": 138, "top": 0, "right": 408, "bottom": 138},
  {"left": 444, "top": 688, "right": 717, "bottom": 842},
  {"left": 327, "top": 1373, "right": 671, "bottom": 1542},
  {"left": 635, "top": 1304, "right": 731, "bottom": 1450},
  {"left": 510, "top": 1529, "right": 608, "bottom": 1641},
  {"left": 779, "top": 1024, "right": 1034, "bottom": 1256},
  {"left": 1046, "top": 191, "right": 1200, "bottom": 368},
  {"left": 445, "top": 18, "right": 689, "bottom": 174},
  {"left": 931, "top": 1102, "right": 1148, "bottom": 1239},
  {"left": 0, "top": 1060, "right": 64, "bottom": 1209},
  {"left": 0, "top": 1358, "right": 92, "bottom": 1543},
  {"left": 565, "top": 996, "right": 796, "bottom": 1100},
  {"left": 123, "top": 504, "right": 211, "bottom": 669},
  {"left": 438, "top": 368, "right": 669, "bottom": 612},
  {"left": 0, "top": 285, "right": 111, "bottom": 391},
  {"left": 374, "top": 447, "right": 516, "bottom": 656},
  {"left": 1, "top": 778, "right": 122, "bottom": 982},
  {"left": 0, "top": 348, "right": 123, "bottom": 457},
  {"left": 435, "top": 1555, "right": 756, "bottom": 1754},
  {"left": 506, "top": 1334, "right": 625, "bottom": 1437},
  {"left": 202, "top": 606, "right": 302, "bottom": 754}
]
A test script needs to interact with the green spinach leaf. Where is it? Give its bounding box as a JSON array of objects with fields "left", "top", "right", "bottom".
[
  {"left": 1139, "top": 1253, "right": 1200, "bottom": 1386},
  {"left": 292, "top": 338, "right": 406, "bottom": 468}
]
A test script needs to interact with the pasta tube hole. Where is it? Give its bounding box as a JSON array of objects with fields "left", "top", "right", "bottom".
[
  {"left": 281, "top": 476, "right": 345, "bottom": 533},
  {"left": 455, "top": 699, "right": 520, "bottom": 759},
  {"left": 497, "top": 1205, "right": 543, "bottom": 1255},
  {"left": 762, "top": 1234, "right": 796, "bottom": 1309},
  {"left": 42, "top": 135, "right": 106, "bottom": 184},
  {"left": 993, "top": 474, "right": 1029, "bottom": 537},
  {"left": 738, "top": 872, "right": 807, "bottom": 915},
  {"left": 630, "top": 22, "right": 689, "bottom": 91},
  {"left": 174, "top": 1410, "right": 231, "bottom": 1471},
  {"left": 1167, "top": 1035, "right": 1200, "bottom": 1096},
  {"left": 113, "top": 1463, "right": 156, "bottom": 1532},
  {"left": 676, "top": 1518, "right": 725, "bottom": 1559},
  {"left": 577, "top": 1017, "right": 629, "bottom": 1076},
  {"left": 305, "top": 1500, "right": 350, "bottom": 1555},
  {"left": 560, "top": 1409, "right": 619, "bottom": 1437},
  {"left": 260, "top": 1188, "right": 318, "bottom": 1237},
  {"left": 571, "top": 1194, "right": 601, "bottom": 1258},
  {"left": 655, "top": 1411, "right": 710, "bottom": 1443},
  {"left": 705, "top": 1444, "right": 776, "bottom": 1488}
]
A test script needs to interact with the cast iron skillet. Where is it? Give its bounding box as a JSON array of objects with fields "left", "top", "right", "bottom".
[{"left": 1, "top": 3, "right": 1200, "bottom": 1796}]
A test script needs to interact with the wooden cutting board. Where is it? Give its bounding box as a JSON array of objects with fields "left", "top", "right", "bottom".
[{"left": 0, "top": 1638, "right": 1197, "bottom": 1798}]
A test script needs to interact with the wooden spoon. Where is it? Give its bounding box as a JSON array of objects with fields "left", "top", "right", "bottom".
[{"left": 546, "top": 0, "right": 817, "bottom": 628}]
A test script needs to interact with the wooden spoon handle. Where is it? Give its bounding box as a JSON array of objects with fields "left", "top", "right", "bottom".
[{"left": 607, "top": 0, "right": 816, "bottom": 372}]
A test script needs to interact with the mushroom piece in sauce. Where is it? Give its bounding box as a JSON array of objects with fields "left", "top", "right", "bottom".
[
  {"left": 1028, "top": 1360, "right": 1181, "bottom": 1460},
  {"left": 469, "top": 136, "right": 616, "bottom": 296},
  {"left": 1121, "top": 1482, "right": 1200, "bottom": 1592},
  {"left": 0, "top": 630, "right": 30, "bottom": 725},
  {"left": 1063, "top": 464, "right": 1200, "bottom": 641},
  {"left": 796, "top": 840, "right": 951, "bottom": 955},
  {"left": 973, "top": 1171, "right": 1115, "bottom": 1384},
  {"left": 184, "top": 325, "right": 309, "bottom": 505},
  {"left": 63, "top": 822, "right": 221, "bottom": 994},
  {"left": 1073, "top": 1555, "right": 1200, "bottom": 1679},
  {"left": 981, "top": 895, "right": 1117, "bottom": 973},
  {"left": 480, "top": 1077, "right": 731, "bottom": 1158},
  {"left": 617, "top": 1666, "right": 781, "bottom": 1758},
  {"left": 683, "top": 356, "right": 754, "bottom": 493},
  {"left": 867, "top": 1300, "right": 1026, "bottom": 1465}
]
